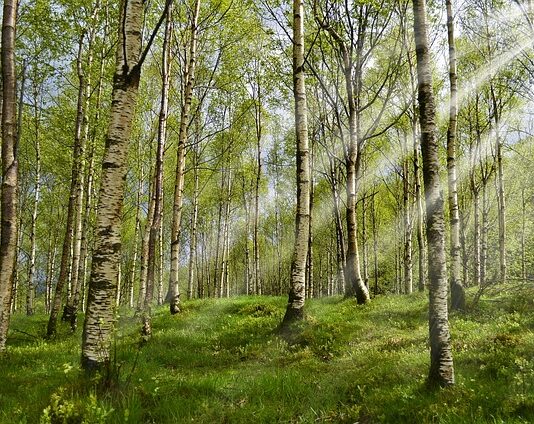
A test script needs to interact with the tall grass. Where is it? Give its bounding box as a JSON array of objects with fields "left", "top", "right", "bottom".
[{"left": 1, "top": 286, "right": 533, "bottom": 423}]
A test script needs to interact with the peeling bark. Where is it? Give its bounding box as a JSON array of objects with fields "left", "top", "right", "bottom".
[{"left": 81, "top": 0, "right": 144, "bottom": 371}]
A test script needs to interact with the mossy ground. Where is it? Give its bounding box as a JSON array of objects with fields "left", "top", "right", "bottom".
[{"left": 1, "top": 285, "right": 533, "bottom": 423}]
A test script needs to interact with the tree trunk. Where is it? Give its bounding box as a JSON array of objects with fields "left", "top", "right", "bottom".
[
  {"left": 214, "top": 172, "right": 224, "bottom": 296},
  {"left": 481, "top": 181, "right": 489, "bottom": 287},
  {"left": 306, "top": 147, "right": 314, "bottom": 298},
  {"left": 27, "top": 83, "right": 40, "bottom": 316},
  {"left": 253, "top": 81, "right": 262, "bottom": 296},
  {"left": 371, "top": 193, "right": 379, "bottom": 296},
  {"left": 138, "top": 179, "right": 156, "bottom": 312},
  {"left": 413, "top": 0, "right": 455, "bottom": 387},
  {"left": 281, "top": 0, "right": 310, "bottom": 326},
  {"left": 48, "top": 36, "right": 86, "bottom": 337},
  {"left": 446, "top": 0, "right": 465, "bottom": 311},
  {"left": 330, "top": 158, "right": 346, "bottom": 295},
  {"left": 169, "top": 0, "right": 200, "bottom": 314},
  {"left": 143, "top": 5, "right": 171, "bottom": 336},
  {"left": 45, "top": 235, "right": 57, "bottom": 314},
  {"left": 339, "top": 44, "right": 369, "bottom": 304},
  {"left": 491, "top": 86, "right": 506, "bottom": 283},
  {"left": 403, "top": 136, "right": 413, "bottom": 295},
  {"left": 11, "top": 218, "right": 22, "bottom": 314},
  {"left": 409, "top": 51, "right": 426, "bottom": 293},
  {"left": 362, "top": 195, "right": 370, "bottom": 291},
  {"left": 65, "top": 28, "right": 97, "bottom": 330},
  {"left": 130, "top": 141, "right": 144, "bottom": 309},
  {"left": 81, "top": 0, "right": 144, "bottom": 372},
  {"left": 243, "top": 186, "right": 251, "bottom": 295},
  {"left": 187, "top": 147, "right": 199, "bottom": 299},
  {"left": 157, "top": 222, "right": 164, "bottom": 305},
  {"left": 521, "top": 187, "right": 527, "bottom": 282},
  {"left": 0, "top": 0, "right": 19, "bottom": 351},
  {"left": 80, "top": 46, "right": 106, "bottom": 313},
  {"left": 275, "top": 159, "right": 283, "bottom": 296},
  {"left": 220, "top": 171, "right": 232, "bottom": 298},
  {"left": 472, "top": 188, "right": 481, "bottom": 287}
]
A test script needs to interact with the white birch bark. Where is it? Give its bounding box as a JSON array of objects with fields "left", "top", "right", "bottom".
[
  {"left": 169, "top": 0, "right": 200, "bottom": 314},
  {"left": 413, "top": 0, "right": 455, "bottom": 387},
  {"left": 0, "top": 0, "right": 19, "bottom": 351},
  {"left": 81, "top": 0, "right": 144, "bottom": 371},
  {"left": 281, "top": 0, "right": 310, "bottom": 325}
]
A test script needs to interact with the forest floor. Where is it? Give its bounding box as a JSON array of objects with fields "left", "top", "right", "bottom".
[{"left": 1, "top": 285, "right": 534, "bottom": 423}]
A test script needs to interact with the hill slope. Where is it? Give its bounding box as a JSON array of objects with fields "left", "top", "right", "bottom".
[{"left": 1, "top": 287, "right": 534, "bottom": 423}]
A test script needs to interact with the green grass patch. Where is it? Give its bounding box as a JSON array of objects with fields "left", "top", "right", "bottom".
[{"left": 1, "top": 287, "right": 534, "bottom": 423}]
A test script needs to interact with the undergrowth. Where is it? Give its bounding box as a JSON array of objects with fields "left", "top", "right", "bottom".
[{"left": 1, "top": 286, "right": 533, "bottom": 423}]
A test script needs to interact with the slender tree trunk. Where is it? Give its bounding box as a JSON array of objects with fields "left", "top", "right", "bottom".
[
  {"left": 472, "top": 188, "right": 481, "bottom": 287},
  {"left": 243, "top": 190, "right": 251, "bottom": 295},
  {"left": 395, "top": 219, "right": 400, "bottom": 294},
  {"left": 45, "top": 235, "right": 57, "bottom": 314},
  {"left": 169, "top": 0, "right": 200, "bottom": 314},
  {"left": 0, "top": 0, "right": 19, "bottom": 351},
  {"left": 491, "top": 87, "right": 506, "bottom": 283},
  {"left": 80, "top": 45, "right": 105, "bottom": 313},
  {"left": 403, "top": 137, "right": 413, "bottom": 295},
  {"left": 409, "top": 50, "right": 426, "bottom": 293},
  {"left": 306, "top": 147, "right": 314, "bottom": 298},
  {"left": 273, "top": 142, "right": 283, "bottom": 295},
  {"left": 187, "top": 148, "right": 199, "bottom": 299},
  {"left": 143, "top": 5, "right": 171, "bottom": 336},
  {"left": 27, "top": 84, "right": 40, "bottom": 316},
  {"left": 48, "top": 37, "right": 86, "bottom": 337},
  {"left": 220, "top": 171, "right": 232, "bottom": 298},
  {"left": 157, "top": 223, "right": 164, "bottom": 305},
  {"left": 13, "top": 62, "right": 25, "bottom": 315},
  {"left": 65, "top": 29, "right": 97, "bottom": 330},
  {"left": 337, "top": 50, "right": 369, "bottom": 303},
  {"left": 223, "top": 211, "right": 231, "bottom": 298},
  {"left": 130, "top": 142, "right": 144, "bottom": 309},
  {"left": 281, "top": 0, "right": 310, "bottom": 326},
  {"left": 253, "top": 83, "right": 262, "bottom": 296},
  {"left": 138, "top": 179, "right": 156, "bottom": 312},
  {"left": 459, "top": 203, "right": 469, "bottom": 288},
  {"left": 330, "top": 158, "right": 346, "bottom": 295},
  {"left": 362, "top": 195, "right": 370, "bottom": 290},
  {"left": 480, "top": 181, "right": 489, "bottom": 287},
  {"left": 371, "top": 193, "right": 379, "bottom": 296},
  {"left": 521, "top": 187, "right": 527, "bottom": 282},
  {"left": 11, "top": 218, "right": 22, "bottom": 314},
  {"left": 81, "top": 0, "right": 144, "bottom": 371},
  {"left": 413, "top": 0, "right": 455, "bottom": 387},
  {"left": 213, "top": 172, "right": 224, "bottom": 296},
  {"left": 413, "top": 123, "right": 426, "bottom": 292},
  {"left": 446, "top": 0, "right": 465, "bottom": 311}
]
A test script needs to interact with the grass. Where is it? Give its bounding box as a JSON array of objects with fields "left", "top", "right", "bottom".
[{"left": 1, "top": 286, "right": 534, "bottom": 423}]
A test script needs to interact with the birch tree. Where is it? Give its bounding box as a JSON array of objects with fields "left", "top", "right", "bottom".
[
  {"left": 81, "top": 0, "right": 156, "bottom": 371},
  {"left": 168, "top": 0, "right": 201, "bottom": 315},
  {"left": 281, "top": 0, "right": 310, "bottom": 325},
  {"left": 0, "top": 0, "right": 19, "bottom": 352},
  {"left": 413, "top": 0, "right": 455, "bottom": 387},
  {"left": 446, "top": 0, "right": 465, "bottom": 310}
]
